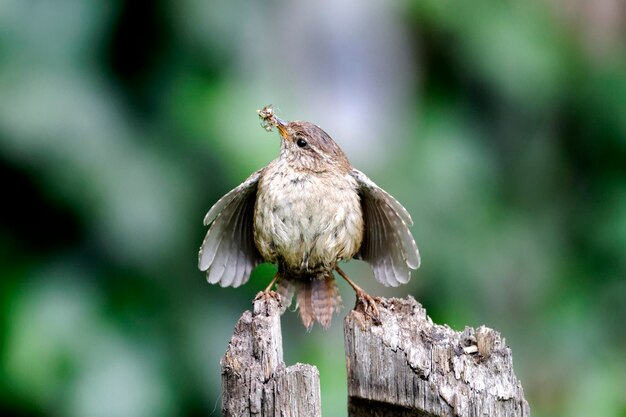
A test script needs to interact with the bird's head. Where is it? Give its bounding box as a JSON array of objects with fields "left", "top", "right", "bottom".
[{"left": 258, "top": 106, "right": 351, "bottom": 173}]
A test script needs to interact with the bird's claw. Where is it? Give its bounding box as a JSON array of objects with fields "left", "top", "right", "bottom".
[
  {"left": 354, "top": 289, "right": 382, "bottom": 325},
  {"left": 254, "top": 290, "right": 280, "bottom": 302},
  {"left": 253, "top": 290, "right": 283, "bottom": 316}
]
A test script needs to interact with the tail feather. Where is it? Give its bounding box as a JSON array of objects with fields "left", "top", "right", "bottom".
[
  {"left": 297, "top": 281, "right": 315, "bottom": 330},
  {"left": 311, "top": 276, "right": 342, "bottom": 329},
  {"left": 286, "top": 273, "right": 342, "bottom": 330},
  {"left": 276, "top": 278, "right": 295, "bottom": 313}
]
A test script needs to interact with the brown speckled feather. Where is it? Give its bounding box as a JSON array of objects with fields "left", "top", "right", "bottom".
[
  {"left": 296, "top": 280, "right": 315, "bottom": 331},
  {"left": 278, "top": 273, "right": 342, "bottom": 330},
  {"left": 311, "top": 275, "right": 342, "bottom": 329}
]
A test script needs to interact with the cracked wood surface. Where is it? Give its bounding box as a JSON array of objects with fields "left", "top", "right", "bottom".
[
  {"left": 220, "top": 295, "right": 529, "bottom": 416},
  {"left": 344, "top": 297, "right": 530, "bottom": 417},
  {"left": 221, "top": 296, "right": 321, "bottom": 417}
]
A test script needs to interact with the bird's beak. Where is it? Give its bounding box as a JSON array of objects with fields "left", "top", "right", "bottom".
[{"left": 275, "top": 117, "right": 288, "bottom": 139}]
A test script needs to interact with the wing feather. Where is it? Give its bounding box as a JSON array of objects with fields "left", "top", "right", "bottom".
[
  {"left": 352, "top": 168, "right": 420, "bottom": 287},
  {"left": 203, "top": 169, "right": 263, "bottom": 226},
  {"left": 231, "top": 203, "right": 252, "bottom": 288},
  {"left": 200, "top": 196, "right": 240, "bottom": 274},
  {"left": 371, "top": 200, "right": 392, "bottom": 286},
  {"left": 351, "top": 169, "right": 413, "bottom": 226},
  {"left": 198, "top": 170, "right": 263, "bottom": 287},
  {"left": 380, "top": 202, "right": 411, "bottom": 285},
  {"left": 217, "top": 199, "right": 243, "bottom": 287}
]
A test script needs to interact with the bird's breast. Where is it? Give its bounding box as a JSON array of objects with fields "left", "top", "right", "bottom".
[{"left": 254, "top": 164, "right": 364, "bottom": 274}]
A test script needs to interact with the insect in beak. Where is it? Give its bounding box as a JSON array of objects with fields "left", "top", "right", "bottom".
[{"left": 258, "top": 105, "right": 288, "bottom": 138}]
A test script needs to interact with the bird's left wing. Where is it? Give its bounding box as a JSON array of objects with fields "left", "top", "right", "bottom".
[
  {"left": 351, "top": 169, "right": 420, "bottom": 287},
  {"left": 198, "top": 169, "right": 264, "bottom": 287}
]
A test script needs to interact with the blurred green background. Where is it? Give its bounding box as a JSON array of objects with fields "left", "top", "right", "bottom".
[{"left": 0, "top": 0, "right": 624, "bottom": 416}]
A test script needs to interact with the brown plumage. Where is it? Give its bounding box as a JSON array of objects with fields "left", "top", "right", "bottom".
[
  {"left": 198, "top": 106, "right": 420, "bottom": 329},
  {"left": 310, "top": 274, "right": 342, "bottom": 329}
]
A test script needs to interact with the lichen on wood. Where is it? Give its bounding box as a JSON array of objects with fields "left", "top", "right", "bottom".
[
  {"left": 220, "top": 294, "right": 530, "bottom": 417},
  {"left": 344, "top": 297, "right": 530, "bottom": 417}
]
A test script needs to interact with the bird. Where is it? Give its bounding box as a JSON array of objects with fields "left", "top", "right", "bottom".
[{"left": 198, "top": 105, "right": 420, "bottom": 330}]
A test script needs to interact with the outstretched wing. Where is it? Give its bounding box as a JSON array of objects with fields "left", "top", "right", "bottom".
[
  {"left": 198, "top": 169, "right": 264, "bottom": 287},
  {"left": 352, "top": 169, "right": 420, "bottom": 287}
]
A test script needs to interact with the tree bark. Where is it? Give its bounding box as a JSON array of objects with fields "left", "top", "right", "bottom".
[
  {"left": 344, "top": 296, "right": 530, "bottom": 417},
  {"left": 220, "top": 295, "right": 322, "bottom": 417}
]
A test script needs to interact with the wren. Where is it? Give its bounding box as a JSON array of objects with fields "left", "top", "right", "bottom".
[{"left": 199, "top": 106, "right": 420, "bottom": 329}]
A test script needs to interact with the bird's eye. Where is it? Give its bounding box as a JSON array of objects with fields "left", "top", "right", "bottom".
[{"left": 296, "top": 138, "right": 308, "bottom": 148}]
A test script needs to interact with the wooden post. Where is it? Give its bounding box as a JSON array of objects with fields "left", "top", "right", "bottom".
[
  {"left": 220, "top": 296, "right": 322, "bottom": 417},
  {"left": 220, "top": 295, "right": 530, "bottom": 417},
  {"left": 344, "top": 296, "right": 530, "bottom": 417}
]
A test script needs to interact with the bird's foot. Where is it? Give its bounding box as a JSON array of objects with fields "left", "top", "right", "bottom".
[
  {"left": 334, "top": 266, "right": 382, "bottom": 325},
  {"left": 354, "top": 289, "right": 382, "bottom": 325},
  {"left": 253, "top": 290, "right": 283, "bottom": 316},
  {"left": 254, "top": 290, "right": 280, "bottom": 303},
  {"left": 254, "top": 273, "right": 280, "bottom": 303}
]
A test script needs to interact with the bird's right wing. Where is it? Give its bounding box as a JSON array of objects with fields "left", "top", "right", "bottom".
[
  {"left": 198, "top": 169, "right": 264, "bottom": 287},
  {"left": 351, "top": 169, "right": 420, "bottom": 287}
]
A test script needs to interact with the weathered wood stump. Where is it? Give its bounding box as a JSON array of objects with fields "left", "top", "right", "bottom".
[
  {"left": 221, "top": 296, "right": 322, "bottom": 417},
  {"left": 345, "top": 297, "right": 530, "bottom": 417},
  {"left": 220, "top": 295, "right": 530, "bottom": 417}
]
